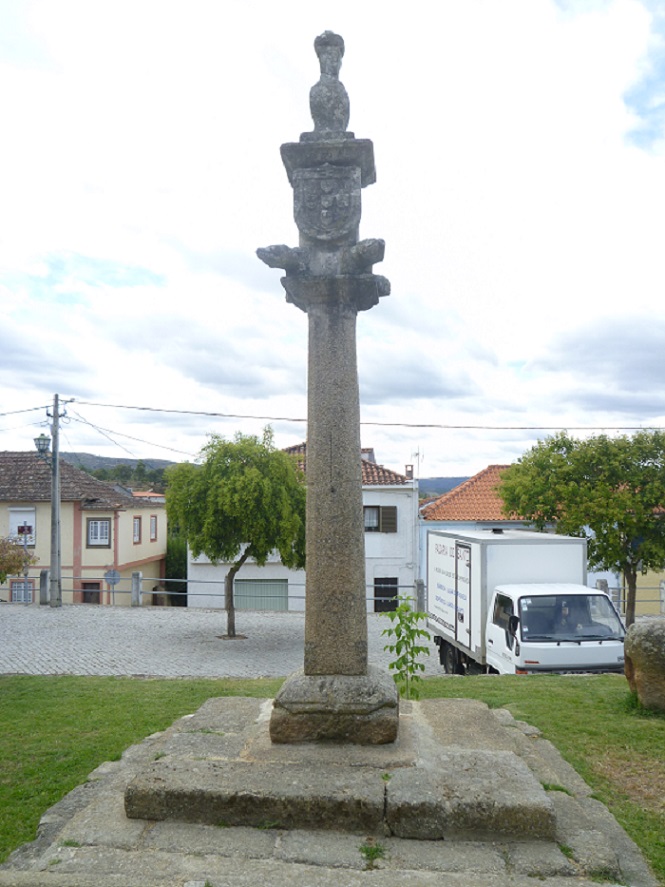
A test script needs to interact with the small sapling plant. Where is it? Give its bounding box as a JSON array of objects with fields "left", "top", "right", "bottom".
[
  {"left": 359, "top": 837, "right": 386, "bottom": 870},
  {"left": 382, "top": 595, "right": 431, "bottom": 700}
]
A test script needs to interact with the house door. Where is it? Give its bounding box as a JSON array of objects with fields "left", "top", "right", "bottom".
[
  {"left": 82, "top": 582, "right": 101, "bottom": 604},
  {"left": 374, "top": 577, "right": 399, "bottom": 612}
]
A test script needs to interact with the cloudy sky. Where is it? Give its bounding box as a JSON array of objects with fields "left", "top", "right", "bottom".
[{"left": 1, "top": 0, "right": 664, "bottom": 478}]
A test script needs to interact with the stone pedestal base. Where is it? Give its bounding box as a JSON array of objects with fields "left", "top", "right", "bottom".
[{"left": 269, "top": 666, "right": 399, "bottom": 744}]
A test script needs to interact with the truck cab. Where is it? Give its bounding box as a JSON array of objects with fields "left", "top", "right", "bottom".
[{"left": 486, "top": 583, "right": 626, "bottom": 674}]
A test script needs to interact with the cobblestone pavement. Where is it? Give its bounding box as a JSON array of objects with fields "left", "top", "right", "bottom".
[{"left": 0, "top": 604, "right": 443, "bottom": 679}]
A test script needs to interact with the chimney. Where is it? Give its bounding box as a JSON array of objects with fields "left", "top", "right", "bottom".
[{"left": 405, "top": 464, "right": 414, "bottom": 479}]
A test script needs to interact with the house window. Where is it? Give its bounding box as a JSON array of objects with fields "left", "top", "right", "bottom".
[
  {"left": 10, "top": 579, "right": 34, "bottom": 603},
  {"left": 374, "top": 577, "right": 399, "bottom": 613},
  {"left": 87, "top": 519, "right": 111, "bottom": 547},
  {"left": 9, "top": 508, "right": 36, "bottom": 546},
  {"left": 363, "top": 505, "right": 397, "bottom": 533},
  {"left": 150, "top": 514, "right": 158, "bottom": 542},
  {"left": 133, "top": 516, "right": 142, "bottom": 544},
  {"left": 364, "top": 506, "right": 380, "bottom": 532}
]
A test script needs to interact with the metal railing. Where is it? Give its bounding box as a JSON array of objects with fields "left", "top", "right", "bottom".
[
  {"left": 1, "top": 571, "right": 423, "bottom": 612},
  {"left": 3, "top": 572, "right": 662, "bottom": 618}
]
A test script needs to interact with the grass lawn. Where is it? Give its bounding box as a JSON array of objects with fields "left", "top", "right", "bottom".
[{"left": 0, "top": 673, "right": 663, "bottom": 883}]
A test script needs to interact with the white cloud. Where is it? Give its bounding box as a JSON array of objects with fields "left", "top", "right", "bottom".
[{"left": 0, "top": 0, "right": 663, "bottom": 477}]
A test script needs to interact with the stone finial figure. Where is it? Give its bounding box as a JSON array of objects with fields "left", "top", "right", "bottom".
[
  {"left": 309, "top": 31, "right": 350, "bottom": 136},
  {"left": 256, "top": 31, "right": 389, "bottom": 311}
]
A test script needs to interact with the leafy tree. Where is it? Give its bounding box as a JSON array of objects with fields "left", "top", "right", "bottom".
[
  {"left": 133, "top": 460, "right": 147, "bottom": 485},
  {"left": 165, "top": 530, "right": 188, "bottom": 606},
  {"left": 129, "top": 464, "right": 165, "bottom": 492},
  {"left": 145, "top": 466, "right": 166, "bottom": 492},
  {"left": 86, "top": 462, "right": 166, "bottom": 492},
  {"left": 166, "top": 429, "right": 306, "bottom": 637},
  {"left": 114, "top": 464, "right": 133, "bottom": 485},
  {"left": 0, "top": 538, "right": 38, "bottom": 584},
  {"left": 498, "top": 431, "right": 665, "bottom": 626}
]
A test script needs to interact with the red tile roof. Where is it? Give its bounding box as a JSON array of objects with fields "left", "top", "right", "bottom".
[
  {"left": 0, "top": 452, "right": 159, "bottom": 510},
  {"left": 283, "top": 443, "right": 410, "bottom": 486},
  {"left": 421, "top": 465, "right": 515, "bottom": 521},
  {"left": 360, "top": 459, "right": 411, "bottom": 486}
]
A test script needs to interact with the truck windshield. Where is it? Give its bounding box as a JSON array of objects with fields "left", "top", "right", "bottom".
[{"left": 518, "top": 594, "right": 625, "bottom": 642}]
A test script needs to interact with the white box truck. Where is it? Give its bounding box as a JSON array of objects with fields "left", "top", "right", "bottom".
[{"left": 426, "top": 529, "right": 625, "bottom": 675}]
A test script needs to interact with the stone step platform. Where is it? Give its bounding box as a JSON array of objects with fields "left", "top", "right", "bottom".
[
  {"left": 123, "top": 697, "right": 554, "bottom": 841},
  {"left": 0, "top": 698, "right": 657, "bottom": 887},
  {"left": 0, "top": 850, "right": 645, "bottom": 887}
]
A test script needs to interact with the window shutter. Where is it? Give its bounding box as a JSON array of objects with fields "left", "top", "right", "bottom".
[{"left": 379, "top": 506, "right": 397, "bottom": 533}]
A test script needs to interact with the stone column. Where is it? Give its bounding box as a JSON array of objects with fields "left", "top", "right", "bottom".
[
  {"left": 258, "top": 32, "right": 398, "bottom": 744},
  {"left": 304, "top": 285, "right": 366, "bottom": 675}
]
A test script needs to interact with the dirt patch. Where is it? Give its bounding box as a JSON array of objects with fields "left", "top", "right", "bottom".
[{"left": 593, "top": 752, "right": 665, "bottom": 814}]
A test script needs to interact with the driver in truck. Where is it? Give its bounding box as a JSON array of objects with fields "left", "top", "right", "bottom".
[{"left": 556, "top": 600, "right": 585, "bottom": 634}]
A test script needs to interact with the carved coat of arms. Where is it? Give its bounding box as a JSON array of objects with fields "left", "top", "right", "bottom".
[{"left": 294, "top": 166, "right": 361, "bottom": 242}]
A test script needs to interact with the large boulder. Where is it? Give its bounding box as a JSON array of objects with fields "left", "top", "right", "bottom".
[{"left": 624, "top": 619, "right": 665, "bottom": 712}]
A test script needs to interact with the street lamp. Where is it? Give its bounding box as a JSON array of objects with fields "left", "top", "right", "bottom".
[
  {"left": 34, "top": 434, "right": 50, "bottom": 456},
  {"left": 34, "top": 410, "right": 62, "bottom": 608}
]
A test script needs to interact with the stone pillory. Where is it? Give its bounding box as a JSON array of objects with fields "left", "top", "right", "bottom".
[{"left": 257, "top": 32, "right": 397, "bottom": 744}]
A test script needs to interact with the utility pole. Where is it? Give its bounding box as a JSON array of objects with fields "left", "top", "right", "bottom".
[
  {"left": 36, "top": 395, "right": 68, "bottom": 607},
  {"left": 49, "top": 393, "right": 62, "bottom": 608},
  {"left": 20, "top": 520, "right": 30, "bottom": 600}
]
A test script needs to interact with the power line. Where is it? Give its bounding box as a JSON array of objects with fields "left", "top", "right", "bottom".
[
  {"left": 69, "top": 411, "right": 139, "bottom": 458},
  {"left": 365, "top": 421, "right": 665, "bottom": 430},
  {"left": 0, "top": 405, "right": 50, "bottom": 418},
  {"left": 76, "top": 400, "right": 307, "bottom": 424},
  {"left": 73, "top": 400, "right": 665, "bottom": 432},
  {"left": 68, "top": 413, "right": 197, "bottom": 458}
]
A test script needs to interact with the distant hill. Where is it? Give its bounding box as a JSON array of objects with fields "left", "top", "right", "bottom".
[
  {"left": 61, "top": 453, "right": 176, "bottom": 472},
  {"left": 418, "top": 477, "right": 468, "bottom": 498},
  {"left": 61, "top": 456, "right": 467, "bottom": 500}
]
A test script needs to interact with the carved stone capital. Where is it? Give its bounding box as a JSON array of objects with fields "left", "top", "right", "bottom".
[{"left": 282, "top": 274, "right": 390, "bottom": 314}]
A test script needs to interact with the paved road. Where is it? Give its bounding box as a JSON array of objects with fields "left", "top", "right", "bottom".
[{"left": 0, "top": 605, "right": 443, "bottom": 679}]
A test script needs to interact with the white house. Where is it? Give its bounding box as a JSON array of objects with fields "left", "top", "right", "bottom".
[{"left": 187, "top": 446, "right": 419, "bottom": 613}]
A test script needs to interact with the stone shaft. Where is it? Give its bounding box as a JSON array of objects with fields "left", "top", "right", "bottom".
[{"left": 304, "top": 288, "right": 367, "bottom": 675}]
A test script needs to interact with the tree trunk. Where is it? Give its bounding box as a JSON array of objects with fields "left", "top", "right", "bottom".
[
  {"left": 623, "top": 565, "right": 637, "bottom": 628},
  {"left": 224, "top": 570, "right": 236, "bottom": 638},
  {"left": 224, "top": 550, "right": 251, "bottom": 638}
]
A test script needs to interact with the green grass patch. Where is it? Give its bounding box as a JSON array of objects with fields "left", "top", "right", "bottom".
[
  {"left": 0, "top": 674, "right": 281, "bottom": 863},
  {"left": 0, "top": 672, "right": 663, "bottom": 884},
  {"left": 541, "top": 783, "right": 572, "bottom": 795}
]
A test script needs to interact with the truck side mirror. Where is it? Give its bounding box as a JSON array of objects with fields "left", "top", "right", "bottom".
[{"left": 508, "top": 615, "right": 520, "bottom": 636}]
